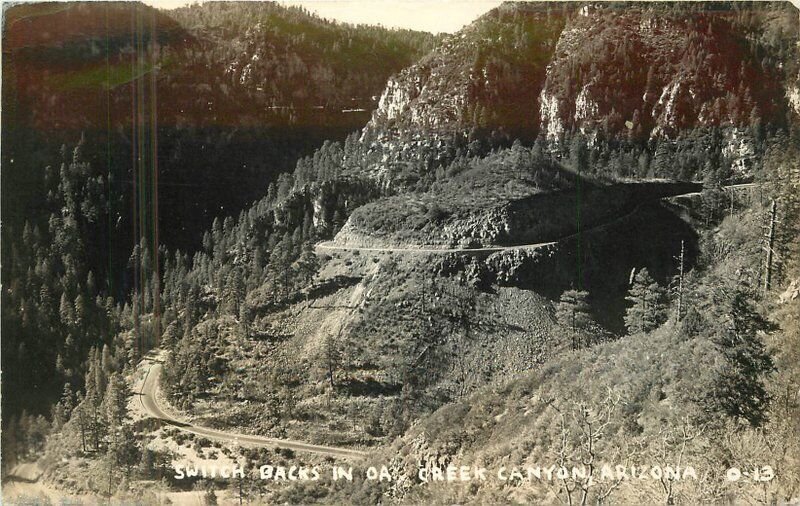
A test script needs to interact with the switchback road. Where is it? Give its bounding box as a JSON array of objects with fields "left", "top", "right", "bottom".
[
  {"left": 316, "top": 239, "right": 557, "bottom": 254},
  {"left": 140, "top": 184, "right": 759, "bottom": 462},
  {"left": 315, "top": 183, "right": 759, "bottom": 255},
  {"left": 139, "top": 361, "right": 368, "bottom": 461}
]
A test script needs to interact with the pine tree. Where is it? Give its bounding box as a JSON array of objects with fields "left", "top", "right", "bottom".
[
  {"left": 211, "top": 217, "right": 223, "bottom": 246},
  {"left": 52, "top": 382, "right": 75, "bottom": 430},
  {"left": 59, "top": 292, "right": 75, "bottom": 327},
  {"left": 238, "top": 303, "right": 252, "bottom": 338},
  {"left": 73, "top": 392, "right": 88, "bottom": 453},
  {"left": 102, "top": 373, "right": 129, "bottom": 449},
  {"left": 556, "top": 290, "right": 592, "bottom": 331},
  {"left": 652, "top": 141, "right": 672, "bottom": 178},
  {"left": 223, "top": 270, "right": 245, "bottom": 315},
  {"left": 705, "top": 291, "right": 775, "bottom": 426},
  {"left": 38, "top": 285, "right": 55, "bottom": 328},
  {"left": 275, "top": 173, "right": 294, "bottom": 202},
  {"left": 555, "top": 290, "right": 592, "bottom": 349},
  {"left": 86, "top": 270, "right": 97, "bottom": 296},
  {"left": 138, "top": 444, "right": 155, "bottom": 479},
  {"left": 101, "top": 344, "right": 113, "bottom": 377},
  {"left": 83, "top": 359, "right": 102, "bottom": 451},
  {"left": 114, "top": 425, "right": 139, "bottom": 477},
  {"left": 624, "top": 268, "right": 667, "bottom": 334},
  {"left": 292, "top": 243, "right": 320, "bottom": 291},
  {"left": 94, "top": 347, "right": 107, "bottom": 399},
  {"left": 74, "top": 292, "right": 88, "bottom": 330},
  {"left": 267, "top": 234, "right": 295, "bottom": 299},
  {"left": 569, "top": 133, "right": 589, "bottom": 174}
]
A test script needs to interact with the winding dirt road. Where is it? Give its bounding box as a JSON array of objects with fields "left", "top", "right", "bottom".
[
  {"left": 137, "top": 183, "right": 758, "bottom": 465},
  {"left": 139, "top": 361, "right": 368, "bottom": 461},
  {"left": 2, "top": 462, "right": 97, "bottom": 504},
  {"left": 316, "top": 239, "right": 558, "bottom": 254},
  {"left": 316, "top": 183, "right": 758, "bottom": 255}
]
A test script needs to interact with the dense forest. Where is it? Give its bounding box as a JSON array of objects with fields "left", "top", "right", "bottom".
[
  {"left": 1, "top": 0, "right": 435, "bottom": 423},
  {"left": 2, "top": 1, "right": 438, "bottom": 251}
]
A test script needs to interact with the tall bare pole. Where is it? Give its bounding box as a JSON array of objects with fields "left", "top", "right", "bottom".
[
  {"left": 238, "top": 471, "right": 244, "bottom": 506},
  {"left": 677, "top": 240, "right": 685, "bottom": 320},
  {"left": 729, "top": 188, "right": 734, "bottom": 217},
  {"left": 764, "top": 199, "right": 777, "bottom": 296}
]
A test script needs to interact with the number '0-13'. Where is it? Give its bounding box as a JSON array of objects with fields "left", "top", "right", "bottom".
[{"left": 726, "top": 466, "right": 775, "bottom": 482}]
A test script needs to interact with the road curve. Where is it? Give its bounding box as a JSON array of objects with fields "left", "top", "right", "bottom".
[
  {"left": 139, "top": 184, "right": 760, "bottom": 459},
  {"left": 666, "top": 182, "right": 759, "bottom": 199},
  {"left": 139, "top": 361, "right": 368, "bottom": 461},
  {"left": 316, "top": 240, "right": 557, "bottom": 254},
  {"left": 316, "top": 183, "right": 760, "bottom": 255}
]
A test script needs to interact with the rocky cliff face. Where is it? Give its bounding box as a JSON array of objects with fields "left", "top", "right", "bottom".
[
  {"left": 356, "top": 2, "right": 798, "bottom": 186},
  {"left": 273, "top": 177, "right": 384, "bottom": 236},
  {"left": 790, "top": 77, "right": 800, "bottom": 115},
  {"left": 354, "top": 2, "right": 568, "bottom": 186},
  {"left": 538, "top": 4, "right": 792, "bottom": 143},
  {"left": 244, "top": 2, "right": 798, "bottom": 245}
]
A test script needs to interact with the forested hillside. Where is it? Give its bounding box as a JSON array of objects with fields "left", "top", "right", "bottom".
[
  {"left": 312, "top": 139, "right": 800, "bottom": 506},
  {"left": 167, "top": 2, "right": 438, "bottom": 115},
  {"left": 2, "top": 0, "right": 434, "bottom": 423},
  {"left": 2, "top": 1, "right": 438, "bottom": 252}
]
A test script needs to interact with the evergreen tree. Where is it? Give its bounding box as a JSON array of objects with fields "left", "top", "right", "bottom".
[
  {"left": 555, "top": 290, "right": 592, "bottom": 331},
  {"left": 705, "top": 291, "right": 775, "bottom": 426},
  {"left": 223, "top": 269, "right": 245, "bottom": 316},
  {"left": 102, "top": 372, "right": 129, "bottom": 449},
  {"left": 555, "top": 289, "right": 592, "bottom": 349},
  {"left": 60, "top": 292, "right": 75, "bottom": 327},
  {"left": 652, "top": 141, "right": 672, "bottom": 177},
  {"left": 52, "top": 382, "right": 76, "bottom": 430},
  {"left": 81, "top": 354, "right": 102, "bottom": 450},
  {"left": 101, "top": 344, "right": 114, "bottom": 377},
  {"left": 74, "top": 293, "right": 88, "bottom": 330},
  {"left": 138, "top": 444, "right": 155, "bottom": 479},
  {"left": 72, "top": 392, "right": 89, "bottom": 453},
  {"left": 113, "top": 425, "right": 140, "bottom": 477},
  {"left": 292, "top": 243, "right": 320, "bottom": 290},
  {"left": 266, "top": 234, "right": 295, "bottom": 299},
  {"left": 569, "top": 133, "right": 590, "bottom": 174},
  {"left": 624, "top": 268, "right": 667, "bottom": 334},
  {"left": 238, "top": 303, "right": 253, "bottom": 338}
]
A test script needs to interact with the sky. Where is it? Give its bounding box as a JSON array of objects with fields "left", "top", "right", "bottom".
[{"left": 141, "top": 0, "right": 504, "bottom": 34}]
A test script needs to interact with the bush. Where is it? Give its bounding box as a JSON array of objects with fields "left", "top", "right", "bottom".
[
  {"left": 426, "top": 203, "right": 448, "bottom": 222},
  {"left": 204, "top": 485, "right": 218, "bottom": 506}
]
